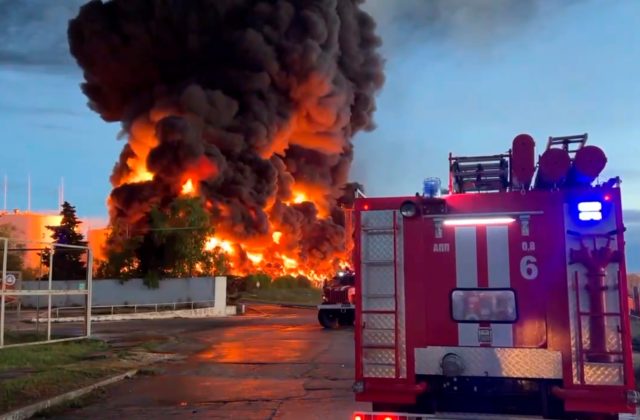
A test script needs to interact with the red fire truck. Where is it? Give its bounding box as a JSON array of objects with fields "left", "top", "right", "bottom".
[
  {"left": 317, "top": 269, "right": 356, "bottom": 328},
  {"left": 352, "top": 134, "right": 639, "bottom": 419}
]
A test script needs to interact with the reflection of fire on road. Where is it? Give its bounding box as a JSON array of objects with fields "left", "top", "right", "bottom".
[
  {"left": 197, "top": 324, "right": 314, "bottom": 363},
  {"left": 68, "top": 0, "right": 383, "bottom": 280}
]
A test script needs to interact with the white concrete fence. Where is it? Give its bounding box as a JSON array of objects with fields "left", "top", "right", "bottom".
[{"left": 19, "top": 276, "right": 229, "bottom": 317}]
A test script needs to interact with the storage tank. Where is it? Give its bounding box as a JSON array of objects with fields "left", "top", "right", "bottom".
[
  {"left": 511, "top": 134, "right": 535, "bottom": 189},
  {"left": 566, "top": 145, "right": 607, "bottom": 186},
  {"left": 534, "top": 148, "right": 571, "bottom": 189}
]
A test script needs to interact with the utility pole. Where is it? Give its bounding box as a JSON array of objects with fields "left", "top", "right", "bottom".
[
  {"left": 58, "top": 177, "right": 64, "bottom": 208},
  {"left": 3, "top": 174, "right": 6, "bottom": 211},
  {"left": 27, "top": 174, "right": 31, "bottom": 212}
]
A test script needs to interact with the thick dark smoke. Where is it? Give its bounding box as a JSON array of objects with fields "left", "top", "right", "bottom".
[{"left": 68, "top": 0, "right": 384, "bottom": 273}]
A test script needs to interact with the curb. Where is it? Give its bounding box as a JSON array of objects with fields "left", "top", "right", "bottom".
[{"left": 0, "top": 369, "right": 138, "bottom": 420}]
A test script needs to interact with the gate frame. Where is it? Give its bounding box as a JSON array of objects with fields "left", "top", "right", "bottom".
[{"left": 0, "top": 238, "right": 93, "bottom": 348}]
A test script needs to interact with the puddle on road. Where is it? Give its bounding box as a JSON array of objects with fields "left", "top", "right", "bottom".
[
  {"left": 195, "top": 323, "right": 325, "bottom": 363},
  {"left": 198, "top": 338, "right": 313, "bottom": 363}
]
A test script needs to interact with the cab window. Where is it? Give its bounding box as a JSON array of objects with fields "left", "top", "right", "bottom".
[{"left": 451, "top": 289, "right": 517, "bottom": 323}]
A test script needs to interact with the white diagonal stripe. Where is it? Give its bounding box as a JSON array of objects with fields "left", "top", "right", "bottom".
[
  {"left": 487, "top": 225, "right": 513, "bottom": 347},
  {"left": 455, "top": 226, "right": 478, "bottom": 346}
]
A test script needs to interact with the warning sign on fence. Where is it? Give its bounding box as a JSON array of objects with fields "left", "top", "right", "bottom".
[
  {"left": 1, "top": 271, "right": 21, "bottom": 304},
  {"left": 4, "top": 274, "right": 16, "bottom": 286}
]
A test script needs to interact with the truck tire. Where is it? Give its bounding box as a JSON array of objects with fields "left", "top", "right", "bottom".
[
  {"left": 318, "top": 309, "right": 340, "bottom": 329},
  {"left": 338, "top": 310, "right": 355, "bottom": 326}
]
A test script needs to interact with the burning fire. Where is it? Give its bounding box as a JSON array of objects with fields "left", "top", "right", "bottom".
[
  {"left": 200, "top": 226, "right": 348, "bottom": 283},
  {"left": 246, "top": 252, "right": 264, "bottom": 264},
  {"left": 70, "top": 0, "right": 381, "bottom": 286},
  {"left": 205, "top": 237, "right": 234, "bottom": 254},
  {"left": 127, "top": 169, "right": 153, "bottom": 184},
  {"left": 293, "top": 192, "right": 307, "bottom": 204},
  {"left": 181, "top": 179, "right": 195, "bottom": 195},
  {"left": 110, "top": 132, "right": 347, "bottom": 282}
]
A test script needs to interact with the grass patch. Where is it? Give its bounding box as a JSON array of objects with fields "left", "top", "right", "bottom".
[
  {"left": 0, "top": 339, "right": 126, "bottom": 413},
  {"left": 0, "top": 339, "right": 108, "bottom": 371},
  {"left": 240, "top": 287, "right": 321, "bottom": 305}
]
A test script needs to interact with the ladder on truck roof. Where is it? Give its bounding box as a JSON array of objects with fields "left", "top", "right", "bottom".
[
  {"left": 545, "top": 133, "right": 588, "bottom": 156},
  {"left": 448, "top": 152, "right": 510, "bottom": 194}
]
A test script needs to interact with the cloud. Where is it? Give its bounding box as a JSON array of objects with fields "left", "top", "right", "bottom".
[
  {"left": 624, "top": 209, "right": 640, "bottom": 225},
  {"left": 362, "top": 0, "right": 585, "bottom": 52},
  {"left": 0, "top": 0, "right": 85, "bottom": 68},
  {"left": 625, "top": 227, "right": 640, "bottom": 273}
]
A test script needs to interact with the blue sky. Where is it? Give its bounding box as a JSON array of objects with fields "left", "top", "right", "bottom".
[{"left": 0, "top": 0, "right": 638, "bottom": 268}]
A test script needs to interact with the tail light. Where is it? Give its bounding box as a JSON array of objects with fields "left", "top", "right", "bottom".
[{"left": 352, "top": 414, "right": 408, "bottom": 420}]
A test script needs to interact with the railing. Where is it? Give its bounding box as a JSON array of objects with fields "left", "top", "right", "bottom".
[{"left": 51, "top": 299, "right": 216, "bottom": 319}]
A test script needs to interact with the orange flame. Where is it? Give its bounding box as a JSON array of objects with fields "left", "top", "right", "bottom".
[
  {"left": 293, "top": 192, "right": 307, "bottom": 204},
  {"left": 281, "top": 254, "right": 298, "bottom": 269},
  {"left": 181, "top": 179, "right": 195, "bottom": 195},
  {"left": 246, "top": 252, "right": 264, "bottom": 264},
  {"left": 205, "top": 237, "right": 234, "bottom": 254},
  {"left": 110, "top": 108, "right": 347, "bottom": 283}
]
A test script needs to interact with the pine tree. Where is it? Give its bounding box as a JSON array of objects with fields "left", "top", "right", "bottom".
[{"left": 42, "top": 201, "right": 88, "bottom": 280}]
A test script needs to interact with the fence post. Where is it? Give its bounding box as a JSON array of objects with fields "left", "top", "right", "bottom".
[
  {"left": 85, "top": 248, "right": 93, "bottom": 337},
  {"left": 214, "top": 276, "right": 227, "bottom": 316},
  {"left": 0, "top": 237, "right": 8, "bottom": 348},
  {"left": 47, "top": 247, "right": 54, "bottom": 341}
]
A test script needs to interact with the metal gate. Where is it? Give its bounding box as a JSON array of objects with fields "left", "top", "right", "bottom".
[{"left": 0, "top": 238, "right": 93, "bottom": 348}]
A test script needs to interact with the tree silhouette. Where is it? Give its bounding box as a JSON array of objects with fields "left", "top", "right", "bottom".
[{"left": 42, "top": 201, "right": 87, "bottom": 280}]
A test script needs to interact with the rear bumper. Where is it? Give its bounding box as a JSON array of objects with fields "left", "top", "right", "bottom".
[
  {"left": 551, "top": 386, "right": 638, "bottom": 414},
  {"left": 355, "top": 381, "right": 427, "bottom": 405},
  {"left": 353, "top": 411, "right": 550, "bottom": 419},
  {"left": 316, "top": 303, "right": 355, "bottom": 310}
]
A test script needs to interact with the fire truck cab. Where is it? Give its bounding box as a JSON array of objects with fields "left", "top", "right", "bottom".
[{"left": 352, "top": 134, "right": 639, "bottom": 419}]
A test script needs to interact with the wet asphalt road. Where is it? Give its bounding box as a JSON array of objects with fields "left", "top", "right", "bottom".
[{"left": 53, "top": 305, "right": 369, "bottom": 419}]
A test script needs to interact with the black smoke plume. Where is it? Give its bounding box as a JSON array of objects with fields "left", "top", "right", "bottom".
[{"left": 68, "top": 0, "right": 384, "bottom": 275}]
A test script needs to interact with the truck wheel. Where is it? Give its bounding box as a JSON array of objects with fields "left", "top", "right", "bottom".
[
  {"left": 318, "top": 309, "right": 339, "bottom": 329},
  {"left": 338, "top": 311, "right": 355, "bottom": 326}
]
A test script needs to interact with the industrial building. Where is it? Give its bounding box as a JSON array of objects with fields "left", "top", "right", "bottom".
[{"left": 0, "top": 210, "right": 107, "bottom": 271}]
